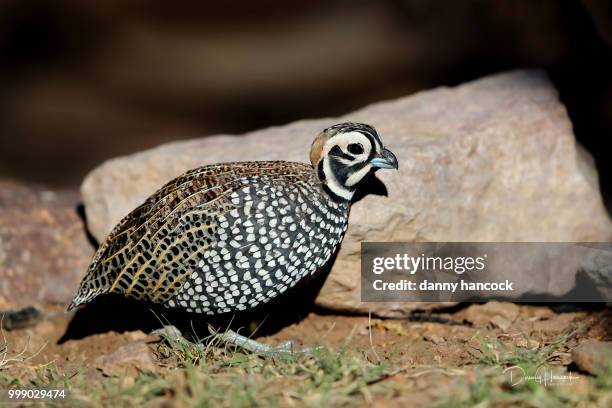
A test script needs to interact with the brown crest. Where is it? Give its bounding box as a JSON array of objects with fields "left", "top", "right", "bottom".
[{"left": 309, "top": 131, "right": 329, "bottom": 167}]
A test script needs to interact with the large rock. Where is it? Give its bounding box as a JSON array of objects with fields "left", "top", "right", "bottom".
[
  {"left": 0, "top": 181, "right": 93, "bottom": 309},
  {"left": 81, "top": 70, "right": 611, "bottom": 317}
]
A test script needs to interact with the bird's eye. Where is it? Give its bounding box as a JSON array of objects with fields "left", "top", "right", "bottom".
[{"left": 347, "top": 143, "right": 364, "bottom": 155}]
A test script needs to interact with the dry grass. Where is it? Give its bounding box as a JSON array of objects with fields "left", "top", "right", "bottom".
[{"left": 0, "top": 316, "right": 48, "bottom": 371}]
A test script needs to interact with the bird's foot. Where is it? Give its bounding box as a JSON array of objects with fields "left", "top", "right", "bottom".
[
  {"left": 152, "top": 325, "right": 188, "bottom": 343},
  {"left": 208, "top": 325, "right": 320, "bottom": 360},
  {"left": 152, "top": 324, "right": 322, "bottom": 360}
]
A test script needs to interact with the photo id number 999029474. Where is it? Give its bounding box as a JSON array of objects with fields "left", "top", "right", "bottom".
[{"left": 2, "top": 388, "right": 69, "bottom": 401}]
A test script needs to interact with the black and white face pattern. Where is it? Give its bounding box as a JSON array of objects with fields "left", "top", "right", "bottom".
[{"left": 317, "top": 123, "right": 398, "bottom": 200}]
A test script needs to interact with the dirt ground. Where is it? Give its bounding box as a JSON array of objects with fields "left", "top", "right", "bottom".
[{"left": 1, "top": 301, "right": 610, "bottom": 407}]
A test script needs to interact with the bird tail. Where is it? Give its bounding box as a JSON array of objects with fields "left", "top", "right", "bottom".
[{"left": 67, "top": 274, "right": 109, "bottom": 311}]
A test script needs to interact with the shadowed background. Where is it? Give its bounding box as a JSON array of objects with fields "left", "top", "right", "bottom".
[{"left": 0, "top": 0, "right": 610, "bottom": 209}]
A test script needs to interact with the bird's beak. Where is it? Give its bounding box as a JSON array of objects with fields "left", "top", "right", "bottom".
[{"left": 371, "top": 147, "right": 398, "bottom": 169}]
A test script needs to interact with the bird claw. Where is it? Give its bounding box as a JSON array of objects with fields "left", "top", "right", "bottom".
[
  {"left": 208, "top": 326, "right": 322, "bottom": 360},
  {"left": 254, "top": 339, "right": 322, "bottom": 360},
  {"left": 152, "top": 325, "right": 186, "bottom": 343}
]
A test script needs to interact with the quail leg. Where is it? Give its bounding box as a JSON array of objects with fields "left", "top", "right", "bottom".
[{"left": 208, "top": 325, "right": 318, "bottom": 359}]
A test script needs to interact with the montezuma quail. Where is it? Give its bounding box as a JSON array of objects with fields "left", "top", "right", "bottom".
[{"left": 69, "top": 123, "right": 398, "bottom": 324}]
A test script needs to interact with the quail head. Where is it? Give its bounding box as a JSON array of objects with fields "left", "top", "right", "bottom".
[{"left": 69, "top": 122, "right": 398, "bottom": 315}]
